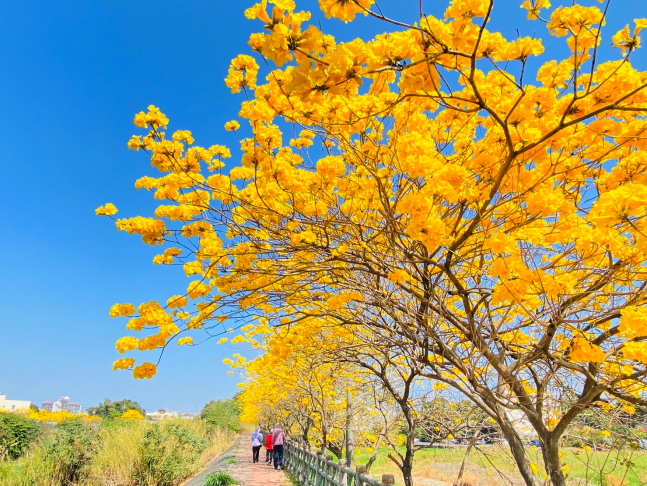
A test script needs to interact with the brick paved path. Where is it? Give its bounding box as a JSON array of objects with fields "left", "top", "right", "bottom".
[{"left": 229, "top": 440, "right": 292, "bottom": 486}]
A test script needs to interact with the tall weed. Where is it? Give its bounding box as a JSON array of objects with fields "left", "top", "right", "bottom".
[
  {"left": 44, "top": 419, "right": 100, "bottom": 485},
  {"left": 132, "top": 421, "right": 208, "bottom": 486},
  {"left": 86, "top": 420, "right": 149, "bottom": 486}
]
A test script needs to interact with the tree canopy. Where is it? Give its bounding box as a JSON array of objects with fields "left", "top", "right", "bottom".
[
  {"left": 86, "top": 399, "right": 145, "bottom": 420},
  {"left": 98, "top": 1, "right": 647, "bottom": 484},
  {"left": 200, "top": 397, "right": 241, "bottom": 433}
]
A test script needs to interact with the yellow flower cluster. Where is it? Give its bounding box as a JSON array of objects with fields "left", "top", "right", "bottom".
[
  {"left": 109, "top": 303, "right": 135, "bottom": 318},
  {"left": 133, "top": 105, "right": 169, "bottom": 129},
  {"left": 133, "top": 362, "right": 157, "bottom": 379},
  {"left": 95, "top": 203, "right": 118, "bottom": 216},
  {"left": 225, "top": 55, "right": 260, "bottom": 93},
  {"left": 120, "top": 409, "right": 144, "bottom": 420},
  {"left": 27, "top": 409, "right": 101, "bottom": 423}
]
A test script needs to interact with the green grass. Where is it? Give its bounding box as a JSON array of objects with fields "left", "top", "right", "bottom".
[
  {"left": 285, "top": 471, "right": 305, "bottom": 486},
  {"left": 352, "top": 446, "right": 647, "bottom": 485},
  {"left": 204, "top": 471, "right": 238, "bottom": 486}
]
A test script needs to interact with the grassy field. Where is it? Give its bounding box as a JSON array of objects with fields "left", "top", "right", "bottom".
[{"left": 354, "top": 445, "right": 647, "bottom": 485}]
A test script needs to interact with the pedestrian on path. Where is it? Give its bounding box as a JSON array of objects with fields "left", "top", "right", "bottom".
[
  {"left": 251, "top": 428, "right": 263, "bottom": 463},
  {"left": 272, "top": 424, "right": 285, "bottom": 469},
  {"left": 265, "top": 427, "right": 274, "bottom": 465}
]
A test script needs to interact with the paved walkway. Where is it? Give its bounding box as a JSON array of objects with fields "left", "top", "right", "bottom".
[
  {"left": 182, "top": 442, "right": 237, "bottom": 486},
  {"left": 229, "top": 441, "right": 291, "bottom": 486}
]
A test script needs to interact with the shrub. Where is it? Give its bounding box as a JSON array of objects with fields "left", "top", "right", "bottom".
[
  {"left": 205, "top": 471, "right": 237, "bottom": 486},
  {"left": 0, "top": 412, "right": 41, "bottom": 460},
  {"left": 200, "top": 399, "right": 241, "bottom": 433},
  {"left": 133, "top": 421, "right": 209, "bottom": 486},
  {"left": 43, "top": 419, "right": 101, "bottom": 484}
]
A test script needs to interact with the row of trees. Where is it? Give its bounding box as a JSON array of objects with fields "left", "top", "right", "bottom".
[{"left": 100, "top": 0, "right": 647, "bottom": 485}]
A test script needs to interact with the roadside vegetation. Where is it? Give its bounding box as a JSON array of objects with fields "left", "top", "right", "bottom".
[{"left": 0, "top": 397, "right": 238, "bottom": 486}]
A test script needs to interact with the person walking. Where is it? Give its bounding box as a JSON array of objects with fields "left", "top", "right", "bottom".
[
  {"left": 251, "top": 428, "right": 263, "bottom": 463},
  {"left": 265, "top": 427, "right": 274, "bottom": 465},
  {"left": 272, "top": 424, "right": 285, "bottom": 470}
]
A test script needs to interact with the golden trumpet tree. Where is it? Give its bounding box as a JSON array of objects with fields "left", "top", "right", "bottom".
[
  {"left": 99, "top": 0, "right": 647, "bottom": 485},
  {"left": 238, "top": 322, "right": 392, "bottom": 460}
]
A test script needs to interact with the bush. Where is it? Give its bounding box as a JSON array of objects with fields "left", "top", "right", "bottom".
[
  {"left": 133, "top": 421, "right": 209, "bottom": 486},
  {"left": 205, "top": 471, "right": 237, "bottom": 486},
  {"left": 200, "top": 399, "right": 241, "bottom": 433},
  {"left": 87, "top": 398, "right": 145, "bottom": 420},
  {"left": 43, "top": 419, "right": 101, "bottom": 484},
  {"left": 0, "top": 413, "right": 40, "bottom": 460}
]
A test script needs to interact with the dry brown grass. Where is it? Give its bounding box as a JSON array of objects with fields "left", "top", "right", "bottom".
[
  {"left": 605, "top": 474, "right": 628, "bottom": 486},
  {"left": 413, "top": 463, "right": 517, "bottom": 486}
]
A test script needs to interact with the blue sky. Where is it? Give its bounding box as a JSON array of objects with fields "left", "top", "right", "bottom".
[{"left": 0, "top": 0, "right": 645, "bottom": 413}]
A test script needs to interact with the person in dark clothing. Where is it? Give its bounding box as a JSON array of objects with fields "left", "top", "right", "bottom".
[{"left": 272, "top": 424, "right": 285, "bottom": 469}]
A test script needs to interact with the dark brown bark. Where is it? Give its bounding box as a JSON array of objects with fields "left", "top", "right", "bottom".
[
  {"left": 497, "top": 414, "right": 543, "bottom": 486},
  {"left": 541, "top": 439, "right": 567, "bottom": 486}
]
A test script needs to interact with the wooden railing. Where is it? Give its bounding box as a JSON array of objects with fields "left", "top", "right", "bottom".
[{"left": 284, "top": 442, "right": 395, "bottom": 486}]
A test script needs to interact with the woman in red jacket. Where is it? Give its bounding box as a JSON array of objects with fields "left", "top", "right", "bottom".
[{"left": 265, "top": 428, "right": 274, "bottom": 465}]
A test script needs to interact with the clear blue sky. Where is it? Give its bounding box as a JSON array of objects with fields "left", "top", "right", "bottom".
[{"left": 0, "top": 0, "right": 645, "bottom": 413}]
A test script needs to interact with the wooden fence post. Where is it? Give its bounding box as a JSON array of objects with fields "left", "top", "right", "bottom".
[
  {"left": 325, "top": 455, "right": 333, "bottom": 486},
  {"left": 316, "top": 451, "right": 324, "bottom": 486},
  {"left": 382, "top": 474, "right": 395, "bottom": 485},
  {"left": 356, "top": 465, "right": 367, "bottom": 486},
  {"left": 338, "top": 458, "right": 348, "bottom": 486}
]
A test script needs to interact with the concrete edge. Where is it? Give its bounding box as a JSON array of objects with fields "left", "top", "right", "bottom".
[{"left": 182, "top": 438, "right": 240, "bottom": 486}]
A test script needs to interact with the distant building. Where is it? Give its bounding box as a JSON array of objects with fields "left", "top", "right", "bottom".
[
  {"left": 507, "top": 409, "right": 535, "bottom": 440},
  {"left": 146, "top": 409, "right": 178, "bottom": 420},
  {"left": 0, "top": 392, "right": 31, "bottom": 412},
  {"left": 146, "top": 409, "right": 195, "bottom": 420},
  {"left": 42, "top": 396, "right": 81, "bottom": 414}
]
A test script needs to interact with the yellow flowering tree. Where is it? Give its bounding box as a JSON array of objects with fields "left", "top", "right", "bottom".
[
  {"left": 99, "top": 0, "right": 647, "bottom": 485},
  {"left": 120, "top": 409, "right": 145, "bottom": 420},
  {"left": 238, "top": 326, "right": 392, "bottom": 460},
  {"left": 27, "top": 409, "right": 101, "bottom": 423}
]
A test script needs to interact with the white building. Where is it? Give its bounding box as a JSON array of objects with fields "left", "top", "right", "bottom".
[
  {"left": 146, "top": 409, "right": 179, "bottom": 420},
  {"left": 0, "top": 392, "right": 31, "bottom": 412},
  {"left": 42, "top": 396, "right": 81, "bottom": 414},
  {"left": 145, "top": 409, "right": 195, "bottom": 420},
  {"left": 507, "top": 409, "right": 535, "bottom": 439}
]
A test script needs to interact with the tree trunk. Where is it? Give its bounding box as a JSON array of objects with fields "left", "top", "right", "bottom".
[
  {"left": 346, "top": 390, "right": 353, "bottom": 469},
  {"left": 401, "top": 421, "right": 417, "bottom": 486},
  {"left": 497, "top": 415, "right": 543, "bottom": 486},
  {"left": 541, "top": 439, "right": 567, "bottom": 486},
  {"left": 401, "top": 441, "right": 415, "bottom": 486},
  {"left": 328, "top": 443, "right": 343, "bottom": 459},
  {"left": 389, "top": 423, "right": 417, "bottom": 486}
]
